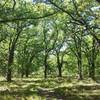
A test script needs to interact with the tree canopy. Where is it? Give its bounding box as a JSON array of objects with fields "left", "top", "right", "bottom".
[{"left": 0, "top": 0, "right": 100, "bottom": 81}]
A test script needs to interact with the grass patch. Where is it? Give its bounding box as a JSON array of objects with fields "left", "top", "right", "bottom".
[{"left": 0, "top": 77, "right": 100, "bottom": 100}]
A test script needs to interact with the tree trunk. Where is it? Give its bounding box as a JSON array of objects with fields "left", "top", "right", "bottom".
[
  {"left": 89, "top": 63, "right": 95, "bottom": 80},
  {"left": 21, "top": 69, "right": 24, "bottom": 78},
  {"left": 7, "top": 48, "right": 14, "bottom": 82},
  {"left": 25, "top": 65, "right": 29, "bottom": 78},
  {"left": 88, "top": 59, "right": 92, "bottom": 78},
  {"left": 77, "top": 37, "right": 83, "bottom": 80},
  {"left": 7, "top": 67, "right": 12, "bottom": 82},
  {"left": 7, "top": 26, "right": 21, "bottom": 82},
  {"left": 77, "top": 57, "right": 83, "bottom": 80},
  {"left": 73, "top": 35, "right": 83, "bottom": 80},
  {"left": 56, "top": 52, "right": 63, "bottom": 77},
  {"left": 44, "top": 55, "right": 48, "bottom": 78},
  {"left": 25, "top": 69, "right": 29, "bottom": 78},
  {"left": 89, "top": 37, "right": 96, "bottom": 80},
  {"left": 58, "top": 65, "right": 62, "bottom": 77}
]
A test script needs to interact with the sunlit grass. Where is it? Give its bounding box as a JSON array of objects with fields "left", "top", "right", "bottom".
[{"left": 0, "top": 77, "right": 100, "bottom": 100}]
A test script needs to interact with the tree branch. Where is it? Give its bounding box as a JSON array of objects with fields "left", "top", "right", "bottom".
[{"left": 0, "top": 11, "right": 58, "bottom": 23}]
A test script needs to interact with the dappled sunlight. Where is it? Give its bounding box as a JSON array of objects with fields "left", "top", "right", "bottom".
[
  {"left": 0, "top": 77, "right": 100, "bottom": 100},
  {"left": 0, "top": 0, "right": 100, "bottom": 99}
]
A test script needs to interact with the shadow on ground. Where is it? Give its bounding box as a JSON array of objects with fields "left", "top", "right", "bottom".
[{"left": 0, "top": 77, "right": 100, "bottom": 100}]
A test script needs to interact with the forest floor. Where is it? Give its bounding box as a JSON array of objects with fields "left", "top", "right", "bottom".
[{"left": 0, "top": 76, "right": 100, "bottom": 100}]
